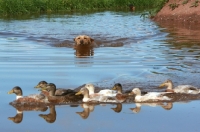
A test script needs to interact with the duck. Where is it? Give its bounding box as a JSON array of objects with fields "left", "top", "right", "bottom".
[
  {"left": 8, "top": 86, "right": 48, "bottom": 104},
  {"left": 75, "top": 87, "right": 117, "bottom": 103},
  {"left": 34, "top": 81, "right": 75, "bottom": 96},
  {"left": 41, "top": 83, "right": 83, "bottom": 103},
  {"left": 159, "top": 79, "right": 200, "bottom": 94},
  {"left": 39, "top": 105, "right": 56, "bottom": 123},
  {"left": 83, "top": 83, "right": 117, "bottom": 97},
  {"left": 111, "top": 83, "right": 130, "bottom": 103},
  {"left": 129, "top": 88, "right": 172, "bottom": 102}
]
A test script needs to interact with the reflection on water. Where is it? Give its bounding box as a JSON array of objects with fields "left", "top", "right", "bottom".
[
  {"left": 130, "top": 102, "right": 173, "bottom": 113},
  {"left": 8, "top": 110, "right": 23, "bottom": 124},
  {"left": 76, "top": 103, "right": 95, "bottom": 119},
  {"left": 74, "top": 46, "right": 94, "bottom": 58},
  {"left": 39, "top": 105, "right": 56, "bottom": 123}
]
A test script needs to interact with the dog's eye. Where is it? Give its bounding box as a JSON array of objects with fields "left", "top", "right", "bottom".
[{"left": 84, "top": 38, "right": 87, "bottom": 39}]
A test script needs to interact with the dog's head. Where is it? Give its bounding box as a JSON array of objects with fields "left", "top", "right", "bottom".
[{"left": 74, "top": 35, "right": 94, "bottom": 46}]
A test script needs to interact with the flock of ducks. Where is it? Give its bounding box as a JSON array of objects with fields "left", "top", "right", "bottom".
[
  {"left": 7, "top": 79, "right": 200, "bottom": 105},
  {"left": 7, "top": 80, "right": 200, "bottom": 123}
]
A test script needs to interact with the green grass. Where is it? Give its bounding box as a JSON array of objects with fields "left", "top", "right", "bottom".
[{"left": 0, "top": 0, "right": 167, "bottom": 16}]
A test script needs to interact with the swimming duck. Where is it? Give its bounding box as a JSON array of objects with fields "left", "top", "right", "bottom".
[
  {"left": 111, "top": 83, "right": 129, "bottom": 103},
  {"left": 159, "top": 79, "right": 200, "bottom": 94},
  {"left": 129, "top": 88, "right": 172, "bottom": 102},
  {"left": 39, "top": 105, "right": 56, "bottom": 123},
  {"left": 8, "top": 86, "right": 48, "bottom": 104},
  {"left": 41, "top": 83, "right": 83, "bottom": 103},
  {"left": 75, "top": 87, "right": 117, "bottom": 103},
  {"left": 84, "top": 83, "right": 117, "bottom": 97},
  {"left": 35, "top": 81, "right": 75, "bottom": 96}
]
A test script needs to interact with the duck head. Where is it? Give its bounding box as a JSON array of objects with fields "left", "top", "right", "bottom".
[
  {"left": 34, "top": 81, "right": 48, "bottom": 89},
  {"left": 8, "top": 86, "right": 23, "bottom": 99},
  {"left": 159, "top": 80, "right": 174, "bottom": 92},
  {"left": 84, "top": 83, "right": 95, "bottom": 95},
  {"left": 112, "top": 83, "right": 123, "bottom": 94},
  {"left": 41, "top": 83, "right": 56, "bottom": 96},
  {"left": 129, "top": 88, "right": 141, "bottom": 96}
]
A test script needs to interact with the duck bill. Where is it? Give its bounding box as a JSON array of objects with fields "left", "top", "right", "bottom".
[
  {"left": 39, "top": 87, "right": 48, "bottom": 91},
  {"left": 75, "top": 91, "right": 82, "bottom": 95},
  {"left": 159, "top": 83, "right": 165, "bottom": 88},
  {"left": 34, "top": 85, "right": 40, "bottom": 88},
  {"left": 112, "top": 86, "right": 117, "bottom": 90},
  {"left": 128, "top": 91, "right": 135, "bottom": 95},
  {"left": 8, "top": 89, "right": 14, "bottom": 94}
]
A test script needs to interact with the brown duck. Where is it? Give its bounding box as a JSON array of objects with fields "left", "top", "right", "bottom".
[
  {"left": 35, "top": 81, "right": 75, "bottom": 96},
  {"left": 41, "top": 83, "right": 83, "bottom": 104}
]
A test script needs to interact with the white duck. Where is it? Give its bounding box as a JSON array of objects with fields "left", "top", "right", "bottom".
[
  {"left": 75, "top": 88, "right": 117, "bottom": 103},
  {"left": 84, "top": 83, "right": 117, "bottom": 97},
  {"left": 159, "top": 80, "right": 200, "bottom": 94},
  {"left": 129, "top": 88, "right": 172, "bottom": 102}
]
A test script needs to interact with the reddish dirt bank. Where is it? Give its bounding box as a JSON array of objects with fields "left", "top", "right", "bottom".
[{"left": 153, "top": 0, "right": 200, "bottom": 23}]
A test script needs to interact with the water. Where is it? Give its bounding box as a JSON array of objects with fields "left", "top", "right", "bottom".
[{"left": 0, "top": 10, "right": 200, "bottom": 131}]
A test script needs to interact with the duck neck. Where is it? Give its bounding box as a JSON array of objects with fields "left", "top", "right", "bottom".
[
  {"left": 117, "top": 88, "right": 123, "bottom": 94},
  {"left": 83, "top": 92, "right": 90, "bottom": 99},
  {"left": 49, "top": 90, "right": 56, "bottom": 96},
  {"left": 16, "top": 96, "right": 23, "bottom": 100},
  {"left": 89, "top": 88, "right": 94, "bottom": 95},
  {"left": 167, "top": 82, "right": 173, "bottom": 90}
]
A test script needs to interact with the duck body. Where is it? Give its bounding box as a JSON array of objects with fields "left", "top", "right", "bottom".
[
  {"left": 111, "top": 83, "right": 130, "bottom": 103},
  {"left": 35, "top": 81, "right": 75, "bottom": 96},
  {"left": 159, "top": 80, "right": 200, "bottom": 94},
  {"left": 84, "top": 83, "right": 117, "bottom": 98},
  {"left": 130, "top": 88, "right": 172, "bottom": 103},
  {"left": 42, "top": 83, "right": 83, "bottom": 104},
  {"left": 8, "top": 86, "right": 48, "bottom": 104},
  {"left": 76, "top": 87, "right": 117, "bottom": 103}
]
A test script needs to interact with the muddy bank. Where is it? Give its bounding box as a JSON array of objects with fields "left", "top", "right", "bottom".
[{"left": 153, "top": 0, "right": 200, "bottom": 23}]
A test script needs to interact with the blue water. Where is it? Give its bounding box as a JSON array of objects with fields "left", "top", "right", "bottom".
[{"left": 0, "top": 10, "right": 200, "bottom": 131}]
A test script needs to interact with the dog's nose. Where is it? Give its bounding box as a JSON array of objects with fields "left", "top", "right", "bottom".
[{"left": 80, "top": 40, "right": 84, "bottom": 44}]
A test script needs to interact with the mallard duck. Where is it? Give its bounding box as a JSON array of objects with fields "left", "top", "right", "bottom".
[
  {"left": 75, "top": 87, "right": 117, "bottom": 103},
  {"left": 129, "top": 88, "right": 172, "bottom": 102},
  {"left": 84, "top": 83, "right": 117, "bottom": 97},
  {"left": 8, "top": 110, "right": 23, "bottom": 124},
  {"left": 76, "top": 103, "right": 95, "bottom": 119},
  {"left": 8, "top": 86, "right": 48, "bottom": 104},
  {"left": 159, "top": 80, "right": 200, "bottom": 94},
  {"left": 41, "top": 83, "right": 83, "bottom": 103},
  {"left": 35, "top": 81, "right": 75, "bottom": 96},
  {"left": 111, "top": 83, "right": 129, "bottom": 103},
  {"left": 39, "top": 105, "right": 56, "bottom": 123}
]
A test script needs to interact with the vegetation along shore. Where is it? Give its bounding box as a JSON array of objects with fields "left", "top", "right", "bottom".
[{"left": 0, "top": 0, "right": 167, "bottom": 16}]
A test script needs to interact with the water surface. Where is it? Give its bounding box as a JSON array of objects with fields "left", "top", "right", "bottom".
[{"left": 0, "top": 10, "right": 200, "bottom": 131}]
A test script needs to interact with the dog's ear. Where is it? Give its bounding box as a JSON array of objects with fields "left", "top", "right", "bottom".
[{"left": 90, "top": 38, "right": 94, "bottom": 42}]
